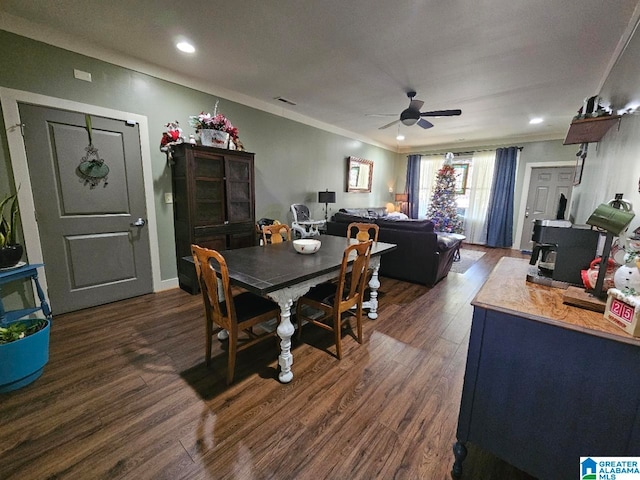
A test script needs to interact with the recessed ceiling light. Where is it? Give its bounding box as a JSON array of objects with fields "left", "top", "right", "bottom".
[
  {"left": 176, "top": 41, "right": 195, "bottom": 53},
  {"left": 529, "top": 117, "right": 543, "bottom": 124},
  {"left": 396, "top": 134, "right": 405, "bottom": 141}
]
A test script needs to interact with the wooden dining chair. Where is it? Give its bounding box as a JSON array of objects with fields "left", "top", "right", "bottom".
[
  {"left": 347, "top": 222, "right": 379, "bottom": 243},
  {"left": 191, "top": 244, "right": 280, "bottom": 384},
  {"left": 261, "top": 223, "right": 292, "bottom": 245},
  {"left": 346, "top": 222, "right": 379, "bottom": 289},
  {"left": 295, "top": 240, "right": 373, "bottom": 359}
]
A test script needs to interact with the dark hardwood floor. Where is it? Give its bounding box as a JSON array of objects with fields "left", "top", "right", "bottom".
[{"left": 0, "top": 246, "right": 537, "bottom": 480}]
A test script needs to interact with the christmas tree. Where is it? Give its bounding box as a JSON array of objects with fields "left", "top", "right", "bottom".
[{"left": 426, "top": 161, "right": 464, "bottom": 233}]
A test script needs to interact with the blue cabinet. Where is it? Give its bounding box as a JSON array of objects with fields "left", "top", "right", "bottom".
[
  {"left": 0, "top": 263, "right": 51, "bottom": 325},
  {"left": 0, "top": 263, "right": 52, "bottom": 393},
  {"left": 453, "top": 258, "right": 640, "bottom": 479}
]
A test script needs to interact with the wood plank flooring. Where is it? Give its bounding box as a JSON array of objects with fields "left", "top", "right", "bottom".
[{"left": 0, "top": 246, "right": 538, "bottom": 480}]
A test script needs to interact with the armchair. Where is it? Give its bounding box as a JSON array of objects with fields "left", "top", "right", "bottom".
[{"left": 290, "top": 204, "right": 325, "bottom": 238}]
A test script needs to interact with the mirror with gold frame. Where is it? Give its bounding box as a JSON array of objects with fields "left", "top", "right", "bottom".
[{"left": 347, "top": 156, "right": 373, "bottom": 193}]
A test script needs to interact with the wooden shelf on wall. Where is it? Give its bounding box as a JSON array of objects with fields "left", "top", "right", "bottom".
[{"left": 563, "top": 115, "right": 621, "bottom": 145}]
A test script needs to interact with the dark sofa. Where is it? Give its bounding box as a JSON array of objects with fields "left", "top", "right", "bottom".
[{"left": 325, "top": 208, "right": 461, "bottom": 286}]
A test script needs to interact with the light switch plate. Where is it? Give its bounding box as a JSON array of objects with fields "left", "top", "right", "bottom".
[{"left": 164, "top": 193, "right": 173, "bottom": 204}]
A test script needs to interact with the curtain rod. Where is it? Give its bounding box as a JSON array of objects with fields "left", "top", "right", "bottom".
[{"left": 413, "top": 146, "right": 523, "bottom": 157}]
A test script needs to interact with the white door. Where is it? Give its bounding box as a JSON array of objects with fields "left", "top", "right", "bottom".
[
  {"left": 518, "top": 166, "right": 574, "bottom": 251},
  {"left": 19, "top": 103, "right": 153, "bottom": 314}
]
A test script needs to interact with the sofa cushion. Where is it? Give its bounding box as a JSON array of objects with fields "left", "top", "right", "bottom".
[
  {"left": 332, "top": 212, "right": 372, "bottom": 224},
  {"left": 376, "top": 218, "right": 435, "bottom": 232},
  {"left": 339, "top": 207, "right": 388, "bottom": 219},
  {"left": 367, "top": 207, "right": 388, "bottom": 218},
  {"left": 340, "top": 208, "right": 371, "bottom": 218}
]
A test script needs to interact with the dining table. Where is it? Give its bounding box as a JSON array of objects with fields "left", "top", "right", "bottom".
[{"left": 209, "top": 235, "right": 396, "bottom": 383}]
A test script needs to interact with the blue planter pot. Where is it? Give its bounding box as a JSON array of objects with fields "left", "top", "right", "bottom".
[{"left": 0, "top": 318, "right": 50, "bottom": 393}]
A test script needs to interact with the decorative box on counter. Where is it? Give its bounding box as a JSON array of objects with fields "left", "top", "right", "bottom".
[{"left": 604, "top": 288, "right": 640, "bottom": 337}]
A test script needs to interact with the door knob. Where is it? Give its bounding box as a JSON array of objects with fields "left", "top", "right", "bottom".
[{"left": 131, "top": 217, "right": 147, "bottom": 227}]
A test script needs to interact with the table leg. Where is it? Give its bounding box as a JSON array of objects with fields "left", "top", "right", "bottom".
[
  {"left": 451, "top": 441, "right": 467, "bottom": 479},
  {"left": 274, "top": 297, "right": 295, "bottom": 383},
  {"left": 454, "top": 244, "right": 461, "bottom": 262},
  {"left": 359, "top": 257, "right": 381, "bottom": 319},
  {"left": 366, "top": 260, "right": 381, "bottom": 319},
  {"left": 32, "top": 272, "right": 52, "bottom": 319}
]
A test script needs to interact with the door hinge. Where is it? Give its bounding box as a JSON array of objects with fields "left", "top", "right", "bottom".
[{"left": 12, "top": 123, "right": 25, "bottom": 137}]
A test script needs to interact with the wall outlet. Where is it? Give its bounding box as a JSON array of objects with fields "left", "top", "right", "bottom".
[
  {"left": 164, "top": 193, "right": 173, "bottom": 204},
  {"left": 73, "top": 69, "right": 92, "bottom": 82}
]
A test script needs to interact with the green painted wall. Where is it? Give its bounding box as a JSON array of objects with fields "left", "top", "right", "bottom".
[
  {"left": 0, "top": 30, "right": 397, "bottom": 284},
  {"left": 569, "top": 20, "right": 640, "bottom": 232}
]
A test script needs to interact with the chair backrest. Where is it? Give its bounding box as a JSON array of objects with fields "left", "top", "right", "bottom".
[
  {"left": 347, "top": 222, "right": 379, "bottom": 243},
  {"left": 261, "top": 224, "right": 291, "bottom": 244},
  {"left": 335, "top": 240, "right": 373, "bottom": 312},
  {"left": 191, "top": 244, "right": 234, "bottom": 330},
  {"left": 291, "top": 204, "right": 311, "bottom": 222}
]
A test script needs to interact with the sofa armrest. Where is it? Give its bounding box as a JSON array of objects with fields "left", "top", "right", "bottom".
[{"left": 437, "top": 234, "right": 461, "bottom": 250}]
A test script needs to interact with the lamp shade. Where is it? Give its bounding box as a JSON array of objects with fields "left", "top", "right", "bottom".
[
  {"left": 395, "top": 193, "right": 408, "bottom": 202},
  {"left": 318, "top": 191, "right": 336, "bottom": 204}
]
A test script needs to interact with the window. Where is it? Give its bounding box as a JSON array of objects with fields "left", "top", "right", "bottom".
[{"left": 419, "top": 151, "right": 496, "bottom": 244}]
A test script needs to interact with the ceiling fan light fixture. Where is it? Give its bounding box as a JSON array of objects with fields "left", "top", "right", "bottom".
[{"left": 401, "top": 118, "right": 417, "bottom": 126}]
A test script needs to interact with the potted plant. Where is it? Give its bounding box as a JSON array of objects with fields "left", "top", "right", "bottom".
[
  {"left": 0, "top": 192, "right": 23, "bottom": 269},
  {"left": 0, "top": 317, "right": 50, "bottom": 393},
  {"left": 189, "top": 101, "right": 240, "bottom": 149}
]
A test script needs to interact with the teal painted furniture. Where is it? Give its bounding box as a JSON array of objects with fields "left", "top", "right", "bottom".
[{"left": 0, "top": 263, "right": 52, "bottom": 393}]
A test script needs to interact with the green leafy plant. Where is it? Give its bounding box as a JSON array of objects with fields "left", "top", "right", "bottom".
[
  {"left": 0, "top": 319, "right": 47, "bottom": 345},
  {"left": 0, "top": 192, "right": 19, "bottom": 248}
]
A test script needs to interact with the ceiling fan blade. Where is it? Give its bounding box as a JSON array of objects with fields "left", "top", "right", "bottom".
[
  {"left": 409, "top": 99, "right": 424, "bottom": 111},
  {"left": 417, "top": 118, "right": 434, "bottom": 129},
  {"left": 420, "top": 109, "right": 462, "bottom": 117},
  {"left": 379, "top": 119, "right": 401, "bottom": 130}
]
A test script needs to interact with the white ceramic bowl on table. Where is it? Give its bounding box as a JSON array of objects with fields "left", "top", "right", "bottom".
[{"left": 292, "top": 239, "right": 321, "bottom": 254}]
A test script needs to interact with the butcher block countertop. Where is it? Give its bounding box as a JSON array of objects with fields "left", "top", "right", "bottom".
[{"left": 472, "top": 256, "right": 640, "bottom": 347}]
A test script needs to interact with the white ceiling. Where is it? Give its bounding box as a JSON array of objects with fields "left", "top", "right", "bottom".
[{"left": 2, "top": 0, "right": 639, "bottom": 151}]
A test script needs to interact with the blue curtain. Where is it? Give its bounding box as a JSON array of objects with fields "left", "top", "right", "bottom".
[
  {"left": 486, "top": 146, "right": 519, "bottom": 247},
  {"left": 405, "top": 154, "right": 421, "bottom": 218}
]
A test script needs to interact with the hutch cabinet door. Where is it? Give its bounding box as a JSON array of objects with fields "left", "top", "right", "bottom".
[
  {"left": 192, "top": 150, "right": 226, "bottom": 227},
  {"left": 224, "top": 155, "right": 255, "bottom": 224}
]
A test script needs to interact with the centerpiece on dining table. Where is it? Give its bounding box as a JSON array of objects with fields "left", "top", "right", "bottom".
[
  {"left": 293, "top": 238, "right": 321, "bottom": 254},
  {"left": 189, "top": 101, "right": 242, "bottom": 150}
]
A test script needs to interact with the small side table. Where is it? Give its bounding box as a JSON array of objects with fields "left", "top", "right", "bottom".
[
  {"left": 0, "top": 263, "right": 52, "bottom": 325},
  {"left": 444, "top": 233, "right": 466, "bottom": 262}
]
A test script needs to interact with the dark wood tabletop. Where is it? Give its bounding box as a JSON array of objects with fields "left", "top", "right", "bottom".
[{"left": 208, "top": 236, "right": 396, "bottom": 296}]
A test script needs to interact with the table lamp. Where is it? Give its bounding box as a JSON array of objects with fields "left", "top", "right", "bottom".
[
  {"left": 586, "top": 194, "right": 635, "bottom": 298},
  {"left": 395, "top": 193, "right": 408, "bottom": 215},
  {"left": 318, "top": 189, "right": 336, "bottom": 221}
]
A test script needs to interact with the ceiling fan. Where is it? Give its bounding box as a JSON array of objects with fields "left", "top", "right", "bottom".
[{"left": 370, "top": 91, "right": 462, "bottom": 130}]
